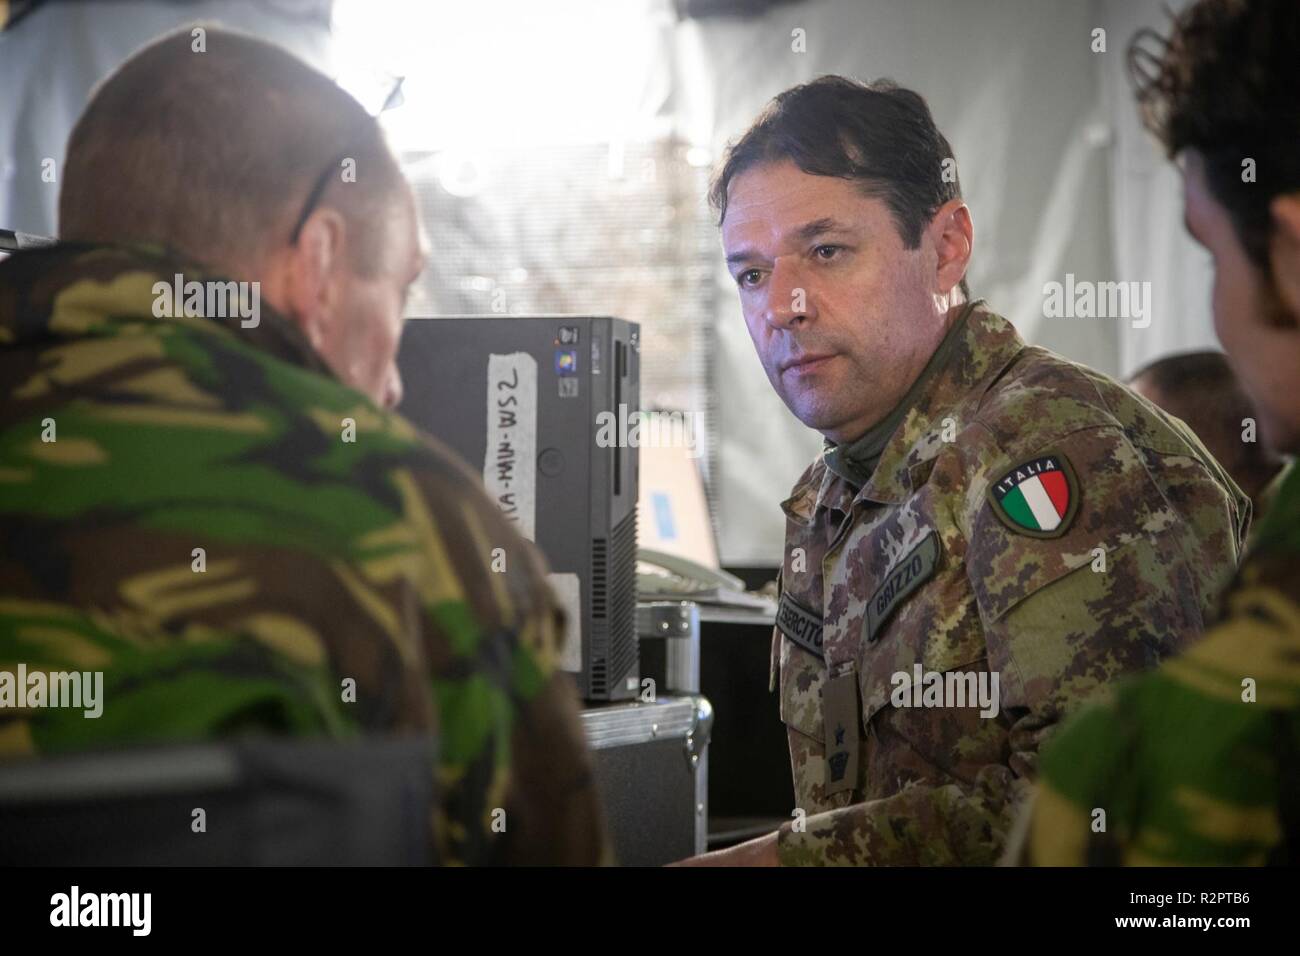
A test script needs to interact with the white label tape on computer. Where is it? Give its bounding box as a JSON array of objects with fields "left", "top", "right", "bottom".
[
  {"left": 546, "top": 572, "right": 583, "bottom": 674},
  {"left": 484, "top": 352, "right": 537, "bottom": 541}
]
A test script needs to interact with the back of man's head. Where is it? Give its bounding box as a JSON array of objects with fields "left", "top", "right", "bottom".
[
  {"left": 1129, "top": 350, "right": 1284, "bottom": 499},
  {"left": 1129, "top": 0, "right": 1300, "bottom": 277},
  {"left": 58, "top": 27, "right": 403, "bottom": 279}
]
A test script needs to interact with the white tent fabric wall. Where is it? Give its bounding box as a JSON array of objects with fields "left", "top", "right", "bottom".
[
  {"left": 0, "top": 0, "right": 333, "bottom": 239},
  {"left": 1099, "top": 0, "right": 1216, "bottom": 377},
  {"left": 0, "top": 0, "right": 1218, "bottom": 572},
  {"left": 679, "top": 0, "right": 1211, "bottom": 566}
]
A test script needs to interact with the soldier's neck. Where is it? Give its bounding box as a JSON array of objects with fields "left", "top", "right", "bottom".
[{"left": 823, "top": 302, "right": 975, "bottom": 488}]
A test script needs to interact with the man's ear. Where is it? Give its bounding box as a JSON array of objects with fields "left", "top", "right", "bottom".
[
  {"left": 929, "top": 198, "right": 973, "bottom": 301},
  {"left": 1269, "top": 193, "right": 1300, "bottom": 319},
  {"left": 283, "top": 208, "right": 348, "bottom": 350}
]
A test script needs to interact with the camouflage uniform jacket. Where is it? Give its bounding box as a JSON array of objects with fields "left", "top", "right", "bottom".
[
  {"left": 0, "top": 242, "right": 605, "bottom": 866},
  {"left": 1023, "top": 462, "right": 1300, "bottom": 865},
  {"left": 771, "top": 303, "right": 1249, "bottom": 865}
]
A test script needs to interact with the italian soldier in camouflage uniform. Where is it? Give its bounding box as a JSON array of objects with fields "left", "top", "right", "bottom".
[
  {"left": 0, "top": 30, "right": 605, "bottom": 866},
  {"left": 1018, "top": 0, "right": 1300, "bottom": 866},
  {"left": 682, "top": 76, "right": 1247, "bottom": 866}
]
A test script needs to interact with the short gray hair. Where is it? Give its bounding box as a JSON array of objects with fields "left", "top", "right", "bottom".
[{"left": 59, "top": 27, "right": 405, "bottom": 277}]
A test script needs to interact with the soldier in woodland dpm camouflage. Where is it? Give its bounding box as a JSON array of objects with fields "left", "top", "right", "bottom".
[{"left": 0, "top": 29, "right": 604, "bottom": 867}]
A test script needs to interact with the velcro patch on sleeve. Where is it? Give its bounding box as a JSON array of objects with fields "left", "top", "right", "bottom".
[
  {"left": 987, "top": 451, "right": 1079, "bottom": 539},
  {"left": 865, "top": 530, "right": 940, "bottom": 644},
  {"left": 776, "top": 593, "right": 824, "bottom": 660}
]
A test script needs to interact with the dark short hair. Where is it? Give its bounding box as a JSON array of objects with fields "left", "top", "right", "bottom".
[
  {"left": 60, "top": 27, "right": 405, "bottom": 277},
  {"left": 1129, "top": 0, "right": 1300, "bottom": 273},
  {"left": 1128, "top": 350, "right": 1282, "bottom": 486},
  {"left": 1130, "top": 349, "right": 1242, "bottom": 404},
  {"left": 709, "top": 75, "right": 969, "bottom": 298}
]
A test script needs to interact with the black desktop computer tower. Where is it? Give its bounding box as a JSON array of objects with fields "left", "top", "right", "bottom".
[{"left": 397, "top": 316, "right": 640, "bottom": 701}]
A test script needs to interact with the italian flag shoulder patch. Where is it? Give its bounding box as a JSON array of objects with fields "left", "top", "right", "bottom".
[{"left": 987, "top": 452, "right": 1079, "bottom": 538}]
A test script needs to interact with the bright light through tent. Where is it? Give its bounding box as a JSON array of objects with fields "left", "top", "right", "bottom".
[{"left": 331, "top": 0, "right": 673, "bottom": 152}]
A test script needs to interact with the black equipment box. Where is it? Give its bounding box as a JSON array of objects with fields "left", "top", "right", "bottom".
[
  {"left": 581, "top": 694, "right": 712, "bottom": 866},
  {"left": 398, "top": 316, "right": 641, "bottom": 700}
]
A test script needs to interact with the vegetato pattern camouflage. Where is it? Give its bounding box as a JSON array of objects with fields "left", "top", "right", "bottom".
[
  {"left": 0, "top": 243, "right": 604, "bottom": 866},
  {"left": 1023, "top": 464, "right": 1300, "bottom": 865},
  {"left": 771, "top": 303, "right": 1249, "bottom": 865}
]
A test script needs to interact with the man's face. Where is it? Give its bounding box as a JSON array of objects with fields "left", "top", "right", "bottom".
[
  {"left": 1183, "top": 151, "right": 1300, "bottom": 452},
  {"left": 315, "top": 183, "right": 424, "bottom": 411},
  {"left": 721, "top": 161, "right": 947, "bottom": 443}
]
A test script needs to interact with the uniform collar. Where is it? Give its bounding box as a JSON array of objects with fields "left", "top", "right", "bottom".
[
  {"left": 781, "top": 302, "right": 1026, "bottom": 524},
  {"left": 822, "top": 301, "right": 977, "bottom": 487},
  {"left": 1248, "top": 458, "right": 1299, "bottom": 555},
  {"left": 0, "top": 240, "right": 331, "bottom": 377},
  {"left": 1255, "top": 460, "right": 1293, "bottom": 519}
]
